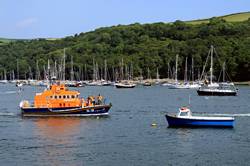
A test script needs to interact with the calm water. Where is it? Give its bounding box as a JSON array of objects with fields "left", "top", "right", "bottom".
[{"left": 0, "top": 84, "right": 249, "bottom": 166}]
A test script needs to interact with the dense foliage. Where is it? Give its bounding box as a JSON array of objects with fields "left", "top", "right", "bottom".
[{"left": 0, "top": 17, "right": 250, "bottom": 81}]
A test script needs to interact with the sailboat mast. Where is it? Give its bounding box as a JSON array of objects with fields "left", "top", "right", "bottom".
[
  {"left": 63, "top": 48, "right": 66, "bottom": 81},
  {"left": 222, "top": 62, "right": 225, "bottom": 82},
  {"left": 84, "top": 64, "right": 87, "bottom": 80},
  {"left": 47, "top": 59, "right": 50, "bottom": 88},
  {"left": 210, "top": 46, "right": 213, "bottom": 84},
  {"left": 175, "top": 54, "right": 178, "bottom": 83},
  {"left": 192, "top": 57, "right": 194, "bottom": 82},
  {"left": 29, "top": 66, "right": 32, "bottom": 79},
  {"left": 12, "top": 70, "right": 14, "bottom": 80},
  {"left": 96, "top": 62, "right": 99, "bottom": 80},
  {"left": 167, "top": 63, "right": 170, "bottom": 79},
  {"left": 121, "top": 58, "right": 124, "bottom": 80},
  {"left": 70, "top": 55, "right": 74, "bottom": 81},
  {"left": 104, "top": 59, "right": 107, "bottom": 81},
  {"left": 92, "top": 59, "right": 95, "bottom": 81},
  {"left": 54, "top": 60, "right": 57, "bottom": 79},
  {"left": 36, "top": 60, "right": 40, "bottom": 80},
  {"left": 140, "top": 69, "right": 143, "bottom": 82},
  {"left": 125, "top": 65, "right": 128, "bottom": 80},
  {"left": 4, "top": 69, "right": 7, "bottom": 80},
  {"left": 184, "top": 57, "right": 188, "bottom": 83},
  {"left": 130, "top": 63, "right": 133, "bottom": 80},
  {"left": 156, "top": 67, "right": 159, "bottom": 80},
  {"left": 17, "top": 59, "right": 19, "bottom": 80},
  {"left": 147, "top": 68, "right": 150, "bottom": 80}
]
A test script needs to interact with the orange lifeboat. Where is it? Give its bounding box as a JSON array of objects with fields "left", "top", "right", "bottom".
[{"left": 20, "top": 82, "right": 112, "bottom": 117}]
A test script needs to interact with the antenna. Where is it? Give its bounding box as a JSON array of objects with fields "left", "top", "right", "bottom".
[{"left": 188, "top": 94, "right": 191, "bottom": 107}]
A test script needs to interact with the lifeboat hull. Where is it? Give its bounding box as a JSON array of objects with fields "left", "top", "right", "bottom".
[{"left": 21, "top": 104, "right": 111, "bottom": 117}]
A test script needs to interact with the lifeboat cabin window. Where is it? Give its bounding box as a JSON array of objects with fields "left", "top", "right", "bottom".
[
  {"left": 76, "top": 95, "right": 79, "bottom": 98},
  {"left": 63, "top": 95, "right": 66, "bottom": 99},
  {"left": 50, "top": 96, "right": 53, "bottom": 99},
  {"left": 55, "top": 96, "right": 57, "bottom": 99},
  {"left": 67, "top": 95, "right": 70, "bottom": 99},
  {"left": 180, "top": 112, "right": 188, "bottom": 116},
  {"left": 72, "top": 95, "right": 75, "bottom": 99},
  {"left": 59, "top": 96, "right": 62, "bottom": 99}
]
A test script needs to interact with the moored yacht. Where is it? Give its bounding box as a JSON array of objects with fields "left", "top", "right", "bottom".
[
  {"left": 197, "top": 83, "right": 237, "bottom": 96},
  {"left": 197, "top": 46, "right": 237, "bottom": 96},
  {"left": 115, "top": 81, "right": 136, "bottom": 88},
  {"left": 168, "top": 55, "right": 190, "bottom": 89}
]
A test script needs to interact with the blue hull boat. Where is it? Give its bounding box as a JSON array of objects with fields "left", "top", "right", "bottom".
[
  {"left": 165, "top": 115, "right": 234, "bottom": 128},
  {"left": 165, "top": 107, "right": 234, "bottom": 128}
]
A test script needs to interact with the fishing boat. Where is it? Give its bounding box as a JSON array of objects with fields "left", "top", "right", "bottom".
[
  {"left": 165, "top": 107, "right": 234, "bottom": 128},
  {"left": 19, "top": 81, "right": 112, "bottom": 117}
]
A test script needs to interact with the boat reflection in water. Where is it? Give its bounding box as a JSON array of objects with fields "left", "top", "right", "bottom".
[
  {"left": 35, "top": 117, "right": 81, "bottom": 138},
  {"left": 32, "top": 116, "right": 109, "bottom": 165},
  {"left": 33, "top": 117, "right": 83, "bottom": 165}
]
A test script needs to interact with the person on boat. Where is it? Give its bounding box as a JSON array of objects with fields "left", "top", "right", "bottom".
[
  {"left": 97, "top": 94, "right": 103, "bottom": 105},
  {"left": 88, "top": 96, "right": 95, "bottom": 106},
  {"left": 204, "top": 79, "right": 209, "bottom": 85},
  {"left": 82, "top": 98, "right": 87, "bottom": 107},
  {"left": 86, "top": 97, "right": 90, "bottom": 106}
]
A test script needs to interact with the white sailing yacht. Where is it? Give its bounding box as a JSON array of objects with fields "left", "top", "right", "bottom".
[
  {"left": 168, "top": 55, "right": 190, "bottom": 89},
  {"left": 197, "top": 45, "right": 237, "bottom": 96},
  {"left": 115, "top": 59, "right": 136, "bottom": 88},
  {"left": 188, "top": 57, "right": 201, "bottom": 89}
]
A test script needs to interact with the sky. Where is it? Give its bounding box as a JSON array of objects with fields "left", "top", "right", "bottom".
[{"left": 0, "top": 0, "right": 250, "bottom": 39}]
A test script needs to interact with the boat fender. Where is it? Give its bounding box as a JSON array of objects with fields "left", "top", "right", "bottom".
[
  {"left": 151, "top": 123, "right": 157, "bottom": 127},
  {"left": 19, "top": 101, "right": 24, "bottom": 108}
]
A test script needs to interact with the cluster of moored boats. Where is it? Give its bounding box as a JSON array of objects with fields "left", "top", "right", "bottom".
[{"left": 0, "top": 78, "right": 238, "bottom": 96}]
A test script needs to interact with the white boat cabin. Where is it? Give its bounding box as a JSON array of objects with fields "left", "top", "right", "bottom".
[{"left": 177, "top": 107, "right": 192, "bottom": 117}]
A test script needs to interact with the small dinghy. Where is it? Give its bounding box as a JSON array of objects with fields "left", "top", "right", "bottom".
[{"left": 165, "top": 107, "right": 234, "bottom": 128}]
